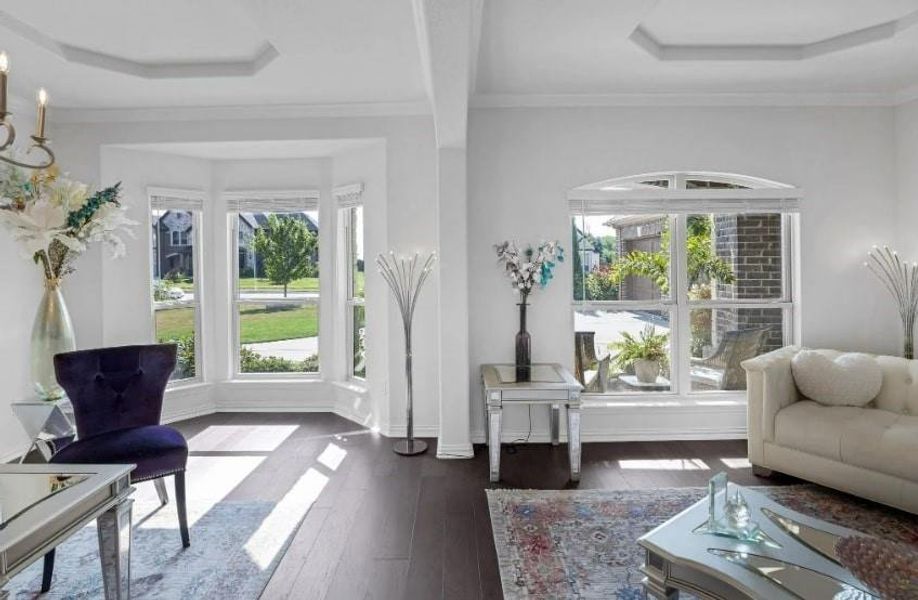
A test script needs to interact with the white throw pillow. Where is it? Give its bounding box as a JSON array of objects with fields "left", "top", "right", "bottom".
[{"left": 790, "top": 351, "right": 882, "bottom": 407}]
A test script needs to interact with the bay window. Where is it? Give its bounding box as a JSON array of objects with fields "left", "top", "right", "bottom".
[
  {"left": 570, "top": 172, "right": 799, "bottom": 398},
  {"left": 228, "top": 192, "right": 321, "bottom": 377},
  {"left": 149, "top": 189, "right": 204, "bottom": 382}
]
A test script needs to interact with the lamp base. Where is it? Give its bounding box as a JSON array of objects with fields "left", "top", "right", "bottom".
[{"left": 393, "top": 439, "right": 428, "bottom": 456}]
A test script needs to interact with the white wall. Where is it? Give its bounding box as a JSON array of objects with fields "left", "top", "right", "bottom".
[
  {"left": 896, "top": 100, "right": 918, "bottom": 259},
  {"left": 468, "top": 106, "right": 901, "bottom": 441}
]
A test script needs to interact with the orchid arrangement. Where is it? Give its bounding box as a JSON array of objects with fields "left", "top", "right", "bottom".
[
  {"left": 494, "top": 240, "right": 564, "bottom": 301},
  {"left": 0, "top": 164, "right": 133, "bottom": 284}
]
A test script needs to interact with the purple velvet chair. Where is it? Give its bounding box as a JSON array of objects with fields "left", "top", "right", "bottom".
[{"left": 42, "top": 344, "right": 189, "bottom": 592}]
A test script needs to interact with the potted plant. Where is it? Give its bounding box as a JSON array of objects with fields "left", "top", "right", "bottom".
[{"left": 610, "top": 324, "right": 669, "bottom": 384}]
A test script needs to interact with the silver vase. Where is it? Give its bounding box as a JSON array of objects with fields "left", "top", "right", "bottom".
[{"left": 30, "top": 281, "right": 76, "bottom": 400}]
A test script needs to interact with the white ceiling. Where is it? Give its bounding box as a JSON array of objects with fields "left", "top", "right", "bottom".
[
  {"left": 3, "top": 0, "right": 918, "bottom": 113},
  {"left": 0, "top": 0, "right": 427, "bottom": 108},
  {"left": 476, "top": 0, "right": 918, "bottom": 97}
]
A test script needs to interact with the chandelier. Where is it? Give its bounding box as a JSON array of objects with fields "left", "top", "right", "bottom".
[{"left": 0, "top": 51, "right": 54, "bottom": 170}]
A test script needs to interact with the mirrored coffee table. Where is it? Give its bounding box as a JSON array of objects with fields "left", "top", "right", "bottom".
[
  {"left": 638, "top": 484, "right": 878, "bottom": 599},
  {"left": 0, "top": 464, "right": 134, "bottom": 599}
]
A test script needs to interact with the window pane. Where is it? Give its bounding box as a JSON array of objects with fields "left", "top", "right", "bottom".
[
  {"left": 239, "top": 303, "right": 319, "bottom": 373},
  {"left": 151, "top": 209, "right": 195, "bottom": 303},
  {"left": 154, "top": 306, "right": 196, "bottom": 380},
  {"left": 572, "top": 214, "right": 669, "bottom": 302},
  {"left": 690, "top": 308, "right": 783, "bottom": 391},
  {"left": 574, "top": 309, "right": 671, "bottom": 394},
  {"left": 237, "top": 211, "right": 320, "bottom": 301},
  {"left": 352, "top": 304, "right": 366, "bottom": 379},
  {"left": 351, "top": 207, "right": 364, "bottom": 299},
  {"left": 686, "top": 213, "right": 783, "bottom": 300},
  {"left": 685, "top": 180, "right": 750, "bottom": 189}
]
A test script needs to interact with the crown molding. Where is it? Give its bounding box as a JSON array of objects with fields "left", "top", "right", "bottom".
[
  {"left": 51, "top": 101, "right": 432, "bottom": 124},
  {"left": 0, "top": 9, "right": 278, "bottom": 79},
  {"left": 471, "top": 92, "right": 897, "bottom": 109},
  {"left": 630, "top": 9, "right": 918, "bottom": 62}
]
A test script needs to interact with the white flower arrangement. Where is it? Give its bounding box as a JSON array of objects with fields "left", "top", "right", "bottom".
[
  {"left": 0, "top": 164, "right": 134, "bottom": 283},
  {"left": 494, "top": 240, "right": 564, "bottom": 299}
]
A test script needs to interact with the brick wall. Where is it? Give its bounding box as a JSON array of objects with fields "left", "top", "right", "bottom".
[{"left": 713, "top": 214, "right": 783, "bottom": 352}]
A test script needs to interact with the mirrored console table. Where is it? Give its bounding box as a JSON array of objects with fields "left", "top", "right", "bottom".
[{"left": 0, "top": 464, "right": 134, "bottom": 599}]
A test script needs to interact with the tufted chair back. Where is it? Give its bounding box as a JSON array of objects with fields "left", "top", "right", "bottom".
[{"left": 54, "top": 344, "right": 177, "bottom": 439}]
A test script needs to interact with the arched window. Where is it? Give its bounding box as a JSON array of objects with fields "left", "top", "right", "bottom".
[{"left": 568, "top": 172, "right": 800, "bottom": 399}]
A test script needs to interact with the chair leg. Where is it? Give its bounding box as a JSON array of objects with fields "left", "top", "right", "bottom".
[
  {"left": 41, "top": 549, "right": 55, "bottom": 593},
  {"left": 154, "top": 477, "right": 169, "bottom": 506},
  {"left": 175, "top": 472, "right": 190, "bottom": 548}
]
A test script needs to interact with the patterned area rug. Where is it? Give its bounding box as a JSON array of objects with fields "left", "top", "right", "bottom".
[
  {"left": 6, "top": 456, "right": 317, "bottom": 599},
  {"left": 486, "top": 486, "right": 918, "bottom": 600}
]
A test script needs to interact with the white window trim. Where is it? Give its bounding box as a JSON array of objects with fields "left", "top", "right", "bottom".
[
  {"left": 227, "top": 191, "right": 322, "bottom": 380},
  {"left": 340, "top": 202, "right": 366, "bottom": 382},
  {"left": 570, "top": 172, "right": 801, "bottom": 403},
  {"left": 149, "top": 188, "right": 206, "bottom": 388}
]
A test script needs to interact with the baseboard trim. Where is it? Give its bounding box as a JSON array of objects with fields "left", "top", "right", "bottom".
[{"left": 437, "top": 442, "right": 475, "bottom": 459}]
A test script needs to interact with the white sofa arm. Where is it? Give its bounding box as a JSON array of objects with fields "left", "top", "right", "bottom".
[{"left": 742, "top": 346, "right": 801, "bottom": 466}]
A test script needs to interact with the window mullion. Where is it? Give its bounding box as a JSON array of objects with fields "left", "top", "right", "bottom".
[{"left": 673, "top": 214, "right": 691, "bottom": 395}]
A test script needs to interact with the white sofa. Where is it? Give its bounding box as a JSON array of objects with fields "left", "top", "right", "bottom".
[{"left": 743, "top": 346, "right": 918, "bottom": 514}]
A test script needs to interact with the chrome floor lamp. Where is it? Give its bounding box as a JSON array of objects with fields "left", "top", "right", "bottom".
[{"left": 376, "top": 251, "right": 437, "bottom": 455}]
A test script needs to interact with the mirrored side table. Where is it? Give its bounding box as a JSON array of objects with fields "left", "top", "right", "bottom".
[
  {"left": 481, "top": 363, "right": 583, "bottom": 483},
  {"left": 10, "top": 399, "right": 76, "bottom": 462}
]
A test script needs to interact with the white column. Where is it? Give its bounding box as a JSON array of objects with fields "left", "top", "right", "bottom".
[
  {"left": 436, "top": 147, "right": 472, "bottom": 458},
  {"left": 317, "top": 159, "right": 340, "bottom": 382}
]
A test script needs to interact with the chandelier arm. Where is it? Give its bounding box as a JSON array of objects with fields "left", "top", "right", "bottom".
[
  {"left": 0, "top": 140, "right": 55, "bottom": 170},
  {"left": 0, "top": 119, "right": 14, "bottom": 152}
]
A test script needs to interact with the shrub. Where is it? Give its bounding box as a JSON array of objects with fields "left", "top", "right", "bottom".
[
  {"left": 152, "top": 279, "right": 170, "bottom": 301},
  {"left": 240, "top": 347, "right": 318, "bottom": 373}
]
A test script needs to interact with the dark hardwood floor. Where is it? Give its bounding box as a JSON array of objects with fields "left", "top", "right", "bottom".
[{"left": 168, "top": 412, "right": 791, "bottom": 600}]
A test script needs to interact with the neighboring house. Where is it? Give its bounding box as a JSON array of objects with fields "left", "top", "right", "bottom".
[
  {"left": 237, "top": 212, "right": 320, "bottom": 276},
  {"left": 152, "top": 210, "right": 194, "bottom": 279}
]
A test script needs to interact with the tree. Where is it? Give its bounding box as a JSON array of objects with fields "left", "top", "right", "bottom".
[
  {"left": 609, "top": 215, "right": 735, "bottom": 294},
  {"left": 253, "top": 214, "right": 317, "bottom": 297}
]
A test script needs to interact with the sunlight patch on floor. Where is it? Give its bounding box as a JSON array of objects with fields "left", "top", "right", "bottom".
[
  {"left": 316, "top": 442, "right": 347, "bottom": 471},
  {"left": 244, "top": 467, "right": 329, "bottom": 570},
  {"left": 720, "top": 457, "right": 752, "bottom": 469},
  {"left": 188, "top": 425, "right": 299, "bottom": 452},
  {"left": 134, "top": 455, "right": 266, "bottom": 528},
  {"left": 618, "top": 458, "right": 710, "bottom": 470}
]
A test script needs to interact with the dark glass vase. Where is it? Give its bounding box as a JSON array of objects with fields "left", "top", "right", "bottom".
[{"left": 515, "top": 301, "right": 531, "bottom": 382}]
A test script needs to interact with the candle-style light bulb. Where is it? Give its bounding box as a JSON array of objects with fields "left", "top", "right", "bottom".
[
  {"left": 0, "top": 52, "right": 7, "bottom": 117},
  {"left": 35, "top": 88, "right": 47, "bottom": 139}
]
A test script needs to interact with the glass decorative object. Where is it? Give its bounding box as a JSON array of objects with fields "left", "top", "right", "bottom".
[{"left": 696, "top": 472, "right": 777, "bottom": 546}]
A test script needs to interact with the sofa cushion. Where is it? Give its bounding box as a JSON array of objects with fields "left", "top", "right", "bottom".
[
  {"left": 790, "top": 350, "right": 882, "bottom": 407},
  {"left": 874, "top": 355, "right": 918, "bottom": 415},
  {"left": 840, "top": 413, "right": 918, "bottom": 482},
  {"left": 774, "top": 401, "right": 865, "bottom": 461}
]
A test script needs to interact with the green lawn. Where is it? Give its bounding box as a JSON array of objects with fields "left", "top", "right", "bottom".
[
  {"left": 155, "top": 304, "right": 319, "bottom": 344},
  {"left": 159, "top": 272, "right": 365, "bottom": 296},
  {"left": 238, "top": 277, "right": 320, "bottom": 292}
]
